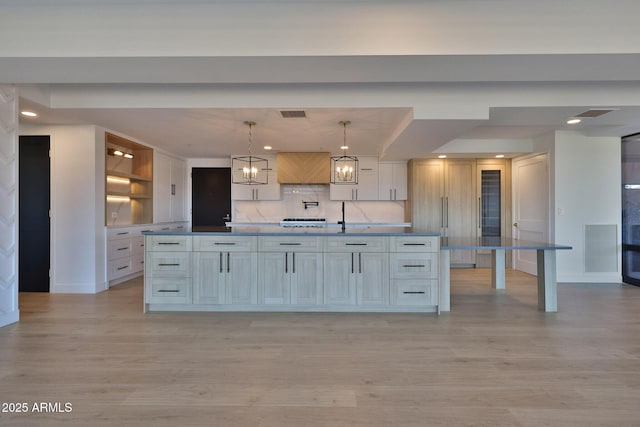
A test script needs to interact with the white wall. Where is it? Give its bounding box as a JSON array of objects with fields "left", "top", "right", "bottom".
[
  {"left": 20, "top": 124, "right": 106, "bottom": 293},
  {"left": 553, "top": 131, "right": 622, "bottom": 283}
]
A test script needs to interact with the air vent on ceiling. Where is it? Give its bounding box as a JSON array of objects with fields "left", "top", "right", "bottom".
[
  {"left": 574, "top": 109, "right": 617, "bottom": 118},
  {"left": 280, "top": 110, "right": 306, "bottom": 118}
]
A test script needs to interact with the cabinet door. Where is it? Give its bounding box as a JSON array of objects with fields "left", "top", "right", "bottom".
[
  {"left": 357, "top": 252, "right": 389, "bottom": 305},
  {"left": 378, "top": 162, "right": 407, "bottom": 201},
  {"left": 154, "top": 152, "right": 172, "bottom": 223},
  {"left": 193, "top": 252, "right": 225, "bottom": 304},
  {"left": 290, "top": 252, "right": 323, "bottom": 305},
  {"left": 170, "top": 158, "right": 186, "bottom": 221},
  {"left": 409, "top": 160, "right": 444, "bottom": 232},
  {"left": 228, "top": 251, "right": 258, "bottom": 304},
  {"left": 445, "top": 159, "right": 477, "bottom": 265},
  {"left": 329, "top": 184, "right": 355, "bottom": 201},
  {"left": 258, "top": 252, "right": 289, "bottom": 304},
  {"left": 355, "top": 156, "right": 379, "bottom": 200},
  {"left": 323, "top": 252, "right": 356, "bottom": 305}
]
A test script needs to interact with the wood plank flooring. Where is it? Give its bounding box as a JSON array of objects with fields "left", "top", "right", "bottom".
[{"left": 1, "top": 269, "right": 639, "bottom": 426}]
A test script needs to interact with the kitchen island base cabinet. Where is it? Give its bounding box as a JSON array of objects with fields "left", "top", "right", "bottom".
[{"left": 145, "top": 232, "right": 441, "bottom": 313}]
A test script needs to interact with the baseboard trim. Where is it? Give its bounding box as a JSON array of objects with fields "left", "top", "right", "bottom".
[{"left": 51, "top": 282, "right": 105, "bottom": 294}]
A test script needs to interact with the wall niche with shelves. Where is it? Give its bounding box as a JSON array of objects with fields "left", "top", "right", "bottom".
[{"left": 105, "top": 132, "right": 153, "bottom": 226}]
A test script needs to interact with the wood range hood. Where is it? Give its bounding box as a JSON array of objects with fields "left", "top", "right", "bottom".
[{"left": 276, "top": 152, "right": 331, "bottom": 184}]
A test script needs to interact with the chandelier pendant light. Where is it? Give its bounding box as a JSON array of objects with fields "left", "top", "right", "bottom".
[
  {"left": 330, "top": 120, "right": 358, "bottom": 185},
  {"left": 232, "top": 121, "right": 269, "bottom": 185}
]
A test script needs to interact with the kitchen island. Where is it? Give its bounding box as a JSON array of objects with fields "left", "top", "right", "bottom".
[{"left": 143, "top": 226, "right": 443, "bottom": 313}]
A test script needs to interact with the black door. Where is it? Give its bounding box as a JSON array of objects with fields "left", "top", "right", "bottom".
[
  {"left": 192, "top": 168, "right": 232, "bottom": 227},
  {"left": 19, "top": 135, "right": 51, "bottom": 292}
]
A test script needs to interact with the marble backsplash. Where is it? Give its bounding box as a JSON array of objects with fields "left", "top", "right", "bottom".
[{"left": 233, "top": 185, "right": 405, "bottom": 224}]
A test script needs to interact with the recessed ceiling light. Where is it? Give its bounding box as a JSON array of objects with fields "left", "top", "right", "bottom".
[
  {"left": 495, "top": 154, "right": 505, "bottom": 158},
  {"left": 340, "top": 145, "right": 349, "bottom": 150},
  {"left": 20, "top": 110, "right": 37, "bottom": 117},
  {"left": 567, "top": 118, "right": 581, "bottom": 124},
  {"left": 264, "top": 145, "right": 272, "bottom": 150},
  {"left": 438, "top": 155, "right": 447, "bottom": 159}
]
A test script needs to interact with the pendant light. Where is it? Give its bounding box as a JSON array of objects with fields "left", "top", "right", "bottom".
[
  {"left": 330, "top": 120, "right": 358, "bottom": 185},
  {"left": 232, "top": 121, "right": 268, "bottom": 185}
]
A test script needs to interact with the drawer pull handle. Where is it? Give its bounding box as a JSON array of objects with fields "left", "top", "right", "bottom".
[
  {"left": 403, "top": 243, "right": 427, "bottom": 246},
  {"left": 141, "top": 229, "right": 152, "bottom": 232},
  {"left": 158, "top": 263, "right": 180, "bottom": 266},
  {"left": 279, "top": 243, "right": 301, "bottom": 246},
  {"left": 346, "top": 243, "right": 367, "bottom": 246},
  {"left": 157, "top": 289, "right": 179, "bottom": 293},
  {"left": 403, "top": 264, "right": 425, "bottom": 268},
  {"left": 157, "top": 242, "right": 180, "bottom": 245},
  {"left": 116, "top": 266, "right": 128, "bottom": 271},
  {"left": 117, "top": 247, "right": 129, "bottom": 251},
  {"left": 161, "top": 227, "right": 171, "bottom": 230},
  {"left": 403, "top": 291, "right": 425, "bottom": 295},
  {"left": 214, "top": 242, "right": 236, "bottom": 245},
  {"left": 117, "top": 232, "right": 129, "bottom": 235}
]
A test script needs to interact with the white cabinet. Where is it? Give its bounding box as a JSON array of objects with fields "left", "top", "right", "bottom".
[
  {"left": 323, "top": 236, "right": 389, "bottom": 305},
  {"left": 107, "top": 225, "right": 153, "bottom": 286},
  {"left": 231, "top": 154, "right": 280, "bottom": 200},
  {"left": 154, "top": 152, "right": 187, "bottom": 223},
  {"left": 330, "top": 156, "right": 379, "bottom": 201},
  {"left": 378, "top": 161, "right": 407, "bottom": 201},
  {"left": 193, "top": 236, "right": 258, "bottom": 305},
  {"left": 257, "top": 236, "right": 323, "bottom": 305}
]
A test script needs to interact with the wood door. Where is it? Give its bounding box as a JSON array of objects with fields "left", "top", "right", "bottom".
[
  {"left": 193, "top": 252, "right": 225, "bottom": 304},
  {"left": 192, "top": 168, "right": 231, "bottom": 227},
  {"left": 19, "top": 135, "right": 50, "bottom": 292},
  {"left": 445, "top": 159, "right": 477, "bottom": 265},
  {"left": 408, "top": 159, "right": 444, "bottom": 233},
  {"left": 512, "top": 154, "right": 549, "bottom": 275},
  {"left": 228, "top": 251, "right": 258, "bottom": 304},
  {"left": 290, "top": 252, "right": 323, "bottom": 305},
  {"left": 357, "top": 252, "right": 389, "bottom": 305},
  {"left": 258, "top": 252, "right": 289, "bottom": 304},
  {"left": 323, "top": 252, "right": 356, "bottom": 305}
]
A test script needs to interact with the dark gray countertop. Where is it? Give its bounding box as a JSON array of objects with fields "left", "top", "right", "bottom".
[
  {"left": 440, "top": 237, "right": 572, "bottom": 250},
  {"left": 143, "top": 226, "right": 441, "bottom": 237}
]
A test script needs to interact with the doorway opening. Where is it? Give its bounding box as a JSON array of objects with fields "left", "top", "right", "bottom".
[
  {"left": 19, "top": 135, "right": 51, "bottom": 292},
  {"left": 192, "top": 168, "right": 232, "bottom": 228}
]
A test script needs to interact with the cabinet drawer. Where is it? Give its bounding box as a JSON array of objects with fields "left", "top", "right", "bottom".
[
  {"left": 132, "top": 236, "right": 145, "bottom": 257},
  {"left": 146, "top": 252, "right": 191, "bottom": 276},
  {"left": 194, "top": 235, "right": 257, "bottom": 252},
  {"left": 325, "top": 236, "right": 388, "bottom": 252},
  {"left": 390, "top": 253, "right": 438, "bottom": 279},
  {"left": 108, "top": 239, "right": 133, "bottom": 260},
  {"left": 108, "top": 258, "right": 133, "bottom": 280},
  {"left": 390, "top": 236, "right": 439, "bottom": 252},
  {"left": 391, "top": 280, "right": 438, "bottom": 306},
  {"left": 146, "top": 235, "right": 191, "bottom": 251},
  {"left": 107, "top": 228, "right": 134, "bottom": 241},
  {"left": 258, "top": 236, "right": 323, "bottom": 252},
  {"left": 147, "top": 277, "right": 191, "bottom": 304}
]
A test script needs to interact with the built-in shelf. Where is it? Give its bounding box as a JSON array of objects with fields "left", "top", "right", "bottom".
[{"left": 105, "top": 132, "right": 154, "bottom": 226}]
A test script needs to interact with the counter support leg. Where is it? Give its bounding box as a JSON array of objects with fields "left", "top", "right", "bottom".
[
  {"left": 537, "top": 250, "right": 557, "bottom": 312},
  {"left": 491, "top": 249, "right": 506, "bottom": 289},
  {"left": 439, "top": 250, "right": 450, "bottom": 312}
]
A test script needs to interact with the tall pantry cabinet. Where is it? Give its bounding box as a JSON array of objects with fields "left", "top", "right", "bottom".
[
  {"left": 154, "top": 151, "right": 187, "bottom": 223},
  {"left": 406, "top": 158, "right": 510, "bottom": 266}
]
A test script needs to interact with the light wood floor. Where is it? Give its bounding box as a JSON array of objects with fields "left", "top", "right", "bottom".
[{"left": 1, "top": 270, "right": 639, "bottom": 427}]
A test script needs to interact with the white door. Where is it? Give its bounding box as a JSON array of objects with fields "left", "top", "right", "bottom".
[{"left": 512, "top": 154, "right": 549, "bottom": 275}]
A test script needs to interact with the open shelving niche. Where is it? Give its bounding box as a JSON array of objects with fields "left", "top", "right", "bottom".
[{"left": 105, "top": 132, "right": 153, "bottom": 226}]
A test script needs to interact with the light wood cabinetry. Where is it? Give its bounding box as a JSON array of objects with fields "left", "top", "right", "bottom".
[
  {"left": 407, "top": 158, "right": 511, "bottom": 266},
  {"left": 389, "top": 236, "right": 439, "bottom": 307},
  {"left": 378, "top": 161, "right": 407, "bottom": 201},
  {"left": 105, "top": 132, "right": 153, "bottom": 226},
  {"left": 144, "top": 235, "right": 192, "bottom": 305},
  {"left": 323, "top": 236, "right": 389, "bottom": 305},
  {"left": 330, "top": 155, "right": 379, "bottom": 200},
  {"left": 231, "top": 154, "right": 280, "bottom": 200},
  {"left": 193, "top": 236, "right": 258, "bottom": 305},
  {"left": 257, "top": 236, "right": 323, "bottom": 305},
  {"left": 154, "top": 152, "right": 187, "bottom": 223},
  {"left": 277, "top": 152, "right": 330, "bottom": 184}
]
